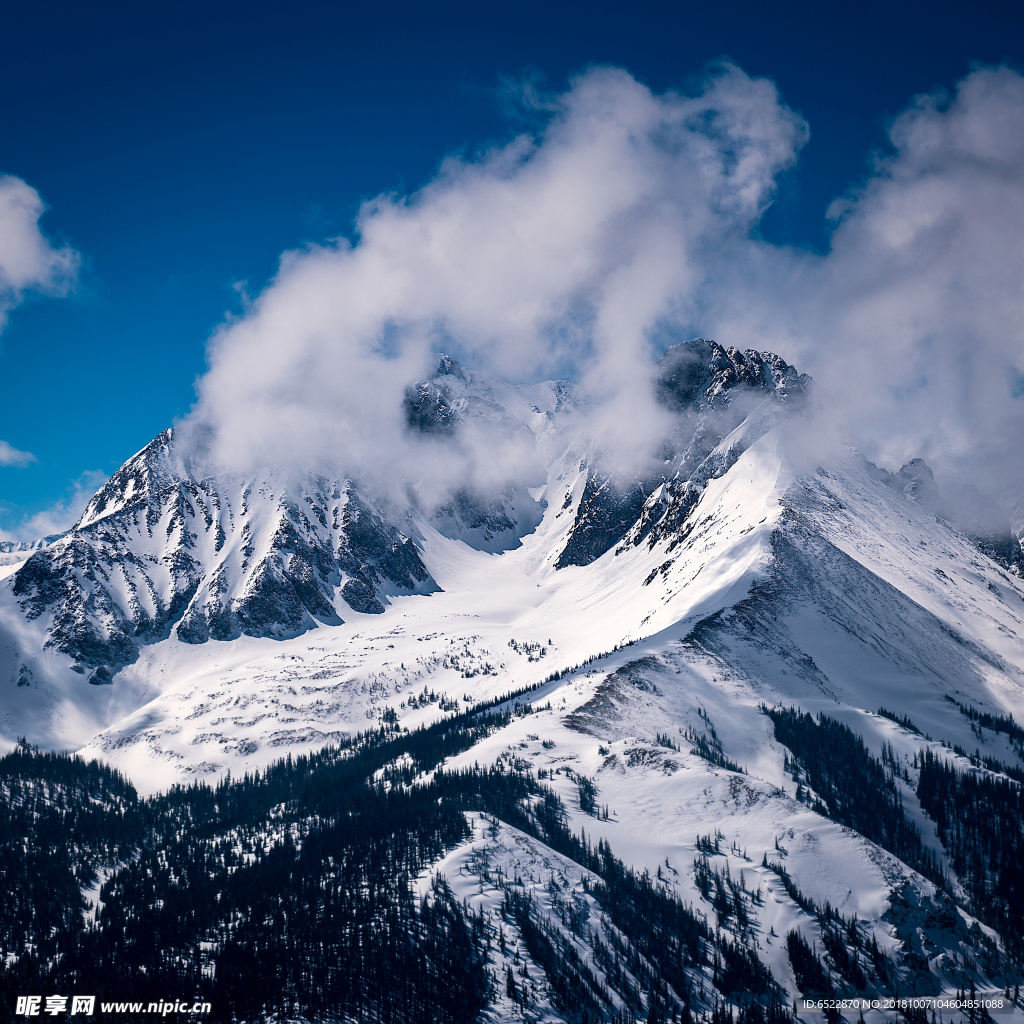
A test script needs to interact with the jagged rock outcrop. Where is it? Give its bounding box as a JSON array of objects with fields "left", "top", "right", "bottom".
[
  {"left": 655, "top": 337, "right": 809, "bottom": 411},
  {"left": 403, "top": 355, "right": 562, "bottom": 552},
  {"left": 557, "top": 339, "right": 810, "bottom": 568},
  {"left": 893, "top": 458, "right": 944, "bottom": 509},
  {"left": 9, "top": 430, "right": 435, "bottom": 679}
]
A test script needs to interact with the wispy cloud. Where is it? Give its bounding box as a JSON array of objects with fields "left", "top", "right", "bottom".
[
  {"left": 0, "top": 440, "right": 36, "bottom": 467},
  {"left": 0, "top": 175, "right": 82, "bottom": 535},
  {"left": 0, "top": 470, "right": 108, "bottom": 544},
  {"left": 708, "top": 65, "right": 1024, "bottom": 524},
  {"left": 187, "top": 63, "right": 807, "bottom": 497}
]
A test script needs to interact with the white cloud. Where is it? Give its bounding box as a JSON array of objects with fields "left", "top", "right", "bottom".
[
  {"left": 0, "top": 175, "right": 79, "bottom": 334},
  {"left": 706, "top": 65, "right": 1024, "bottom": 526},
  {"left": 188, "top": 64, "right": 807, "bottom": 498},
  {"left": 0, "top": 176, "right": 82, "bottom": 536},
  {"left": 186, "top": 62, "right": 1024, "bottom": 530},
  {"left": 0, "top": 440, "right": 36, "bottom": 467}
]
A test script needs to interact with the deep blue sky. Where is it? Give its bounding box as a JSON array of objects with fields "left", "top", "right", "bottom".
[{"left": 1, "top": 0, "right": 1022, "bottom": 532}]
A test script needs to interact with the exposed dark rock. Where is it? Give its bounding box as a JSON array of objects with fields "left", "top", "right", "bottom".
[
  {"left": 557, "top": 338, "right": 810, "bottom": 569},
  {"left": 894, "top": 458, "right": 944, "bottom": 511},
  {"left": 436, "top": 490, "right": 516, "bottom": 538},
  {"left": 402, "top": 355, "right": 470, "bottom": 435},
  {"left": 404, "top": 379, "right": 459, "bottom": 435},
  {"left": 341, "top": 578, "right": 385, "bottom": 615},
  {"left": 656, "top": 338, "right": 809, "bottom": 412},
  {"left": 555, "top": 475, "right": 651, "bottom": 569},
  {"left": 972, "top": 530, "right": 1024, "bottom": 575},
  {"left": 5, "top": 429, "right": 437, "bottom": 673}
]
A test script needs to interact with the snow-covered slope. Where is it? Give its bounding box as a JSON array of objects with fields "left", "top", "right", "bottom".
[{"left": 2, "top": 339, "right": 1023, "bottom": 1016}]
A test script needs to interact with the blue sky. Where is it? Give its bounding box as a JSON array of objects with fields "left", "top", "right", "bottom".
[{"left": 2, "top": 0, "right": 1023, "bottom": 538}]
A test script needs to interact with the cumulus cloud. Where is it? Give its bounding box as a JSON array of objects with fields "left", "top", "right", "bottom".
[
  {"left": 189, "top": 64, "right": 807, "bottom": 498},
  {"left": 827, "top": 67, "right": 1024, "bottom": 519},
  {"left": 0, "top": 175, "right": 79, "bottom": 333},
  {"left": 188, "top": 62, "right": 1024, "bottom": 530},
  {"left": 0, "top": 441, "right": 36, "bottom": 468}
]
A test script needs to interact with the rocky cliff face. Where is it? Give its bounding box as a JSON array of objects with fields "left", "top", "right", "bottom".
[
  {"left": 9, "top": 430, "right": 434, "bottom": 682},
  {"left": 556, "top": 339, "right": 810, "bottom": 568},
  {"left": 403, "top": 341, "right": 812, "bottom": 571},
  {"left": 4, "top": 339, "right": 1018, "bottom": 702}
]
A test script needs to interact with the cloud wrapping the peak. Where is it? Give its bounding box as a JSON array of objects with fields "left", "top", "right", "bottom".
[
  {"left": 680, "top": 64, "right": 1024, "bottom": 524},
  {"left": 190, "top": 61, "right": 1024, "bottom": 528},
  {"left": 190, "top": 64, "right": 808, "bottom": 492}
]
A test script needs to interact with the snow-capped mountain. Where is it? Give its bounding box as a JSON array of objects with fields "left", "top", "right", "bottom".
[
  {"left": 2, "top": 339, "right": 1023, "bottom": 1019},
  {"left": 0, "top": 340, "right": 814, "bottom": 738},
  {"left": 5, "top": 429, "right": 439, "bottom": 684}
]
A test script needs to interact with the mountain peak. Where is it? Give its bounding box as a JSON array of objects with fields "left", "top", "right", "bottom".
[
  {"left": 656, "top": 338, "right": 809, "bottom": 410},
  {"left": 75, "top": 427, "right": 177, "bottom": 530},
  {"left": 434, "top": 353, "right": 467, "bottom": 380}
]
